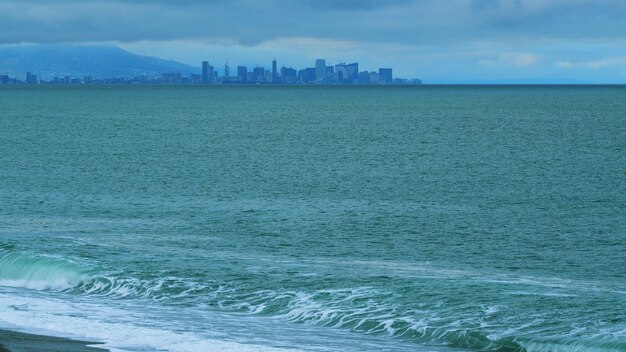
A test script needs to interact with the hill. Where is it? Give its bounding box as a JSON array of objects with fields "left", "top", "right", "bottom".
[{"left": 0, "top": 44, "right": 199, "bottom": 80}]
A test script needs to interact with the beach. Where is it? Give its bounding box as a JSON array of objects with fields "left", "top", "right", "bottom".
[{"left": 0, "top": 329, "right": 106, "bottom": 352}]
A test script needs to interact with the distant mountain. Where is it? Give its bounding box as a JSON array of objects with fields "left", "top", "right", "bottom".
[{"left": 0, "top": 44, "right": 199, "bottom": 79}]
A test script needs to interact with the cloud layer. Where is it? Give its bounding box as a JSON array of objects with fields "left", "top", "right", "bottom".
[
  {"left": 2, "top": 0, "right": 626, "bottom": 82},
  {"left": 3, "top": 0, "right": 626, "bottom": 45}
]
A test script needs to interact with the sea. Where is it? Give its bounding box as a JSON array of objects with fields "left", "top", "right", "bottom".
[{"left": 0, "top": 85, "right": 624, "bottom": 352}]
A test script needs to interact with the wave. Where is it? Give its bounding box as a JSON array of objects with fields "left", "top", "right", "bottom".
[
  {"left": 0, "top": 249, "right": 89, "bottom": 290},
  {"left": 1, "top": 248, "right": 624, "bottom": 352},
  {"left": 214, "top": 288, "right": 626, "bottom": 352},
  {"left": 0, "top": 247, "right": 217, "bottom": 300},
  {"left": 217, "top": 288, "right": 524, "bottom": 352},
  {"left": 518, "top": 340, "right": 626, "bottom": 352}
]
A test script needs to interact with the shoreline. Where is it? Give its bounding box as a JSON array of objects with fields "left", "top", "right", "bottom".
[{"left": 0, "top": 329, "right": 108, "bottom": 352}]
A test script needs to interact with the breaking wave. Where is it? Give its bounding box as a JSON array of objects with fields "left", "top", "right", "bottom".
[
  {"left": 1, "top": 247, "right": 624, "bottom": 352},
  {"left": 0, "top": 248, "right": 89, "bottom": 290}
]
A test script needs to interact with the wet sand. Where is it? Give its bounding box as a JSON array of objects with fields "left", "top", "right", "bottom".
[{"left": 0, "top": 329, "right": 107, "bottom": 352}]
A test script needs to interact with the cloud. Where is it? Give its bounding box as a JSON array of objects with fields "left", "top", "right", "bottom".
[
  {"left": 480, "top": 52, "right": 539, "bottom": 67},
  {"left": 2, "top": 0, "right": 626, "bottom": 82},
  {"left": 2, "top": 0, "right": 626, "bottom": 46},
  {"left": 555, "top": 57, "right": 626, "bottom": 70}
]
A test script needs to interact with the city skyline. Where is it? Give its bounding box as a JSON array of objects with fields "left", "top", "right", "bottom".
[
  {"left": 2, "top": 1, "right": 626, "bottom": 83},
  {"left": 198, "top": 57, "right": 405, "bottom": 85},
  {"left": 1, "top": 47, "right": 422, "bottom": 85}
]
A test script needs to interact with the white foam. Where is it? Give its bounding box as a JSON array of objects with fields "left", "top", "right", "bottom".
[{"left": 0, "top": 291, "right": 302, "bottom": 352}]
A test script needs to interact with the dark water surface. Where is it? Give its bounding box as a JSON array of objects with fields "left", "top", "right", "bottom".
[{"left": 1, "top": 85, "right": 625, "bottom": 351}]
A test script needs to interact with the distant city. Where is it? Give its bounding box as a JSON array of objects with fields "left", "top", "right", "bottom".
[{"left": 0, "top": 58, "right": 422, "bottom": 85}]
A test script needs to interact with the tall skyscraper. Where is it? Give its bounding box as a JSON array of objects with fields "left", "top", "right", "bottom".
[
  {"left": 210, "top": 65, "right": 216, "bottom": 82},
  {"left": 272, "top": 59, "right": 277, "bottom": 83},
  {"left": 237, "top": 66, "right": 248, "bottom": 82},
  {"left": 202, "top": 61, "right": 209, "bottom": 83},
  {"left": 315, "top": 59, "right": 326, "bottom": 82},
  {"left": 224, "top": 58, "right": 230, "bottom": 78}
]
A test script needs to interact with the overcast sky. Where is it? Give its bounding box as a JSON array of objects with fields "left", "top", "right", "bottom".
[{"left": 2, "top": 0, "right": 626, "bottom": 83}]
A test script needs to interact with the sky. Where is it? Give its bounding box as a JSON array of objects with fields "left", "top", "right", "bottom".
[{"left": 2, "top": 0, "right": 626, "bottom": 83}]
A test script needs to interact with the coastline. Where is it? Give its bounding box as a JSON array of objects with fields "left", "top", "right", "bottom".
[{"left": 0, "top": 329, "right": 108, "bottom": 352}]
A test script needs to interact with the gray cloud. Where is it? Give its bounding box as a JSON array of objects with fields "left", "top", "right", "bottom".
[
  {"left": 2, "top": 0, "right": 626, "bottom": 46},
  {"left": 4, "top": 0, "right": 626, "bottom": 83},
  {"left": 1, "top": 0, "right": 625, "bottom": 85}
]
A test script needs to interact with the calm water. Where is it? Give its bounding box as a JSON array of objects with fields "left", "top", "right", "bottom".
[{"left": 0, "top": 85, "right": 625, "bottom": 352}]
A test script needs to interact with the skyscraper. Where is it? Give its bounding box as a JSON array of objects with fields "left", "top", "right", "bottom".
[
  {"left": 280, "top": 66, "right": 297, "bottom": 84},
  {"left": 315, "top": 59, "right": 326, "bottom": 82},
  {"left": 224, "top": 58, "right": 230, "bottom": 78},
  {"left": 379, "top": 68, "right": 393, "bottom": 84},
  {"left": 202, "top": 61, "right": 209, "bottom": 83},
  {"left": 253, "top": 67, "right": 265, "bottom": 83},
  {"left": 237, "top": 66, "right": 248, "bottom": 82},
  {"left": 209, "top": 63, "right": 216, "bottom": 83},
  {"left": 272, "top": 59, "right": 277, "bottom": 83},
  {"left": 304, "top": 67, "right": 316, "bottom": 83},
  {"left": 345, "top": 63, "right": 358, "bottom": 82}
]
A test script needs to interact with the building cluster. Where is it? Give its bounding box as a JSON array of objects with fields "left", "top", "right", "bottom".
[
  {"left": 202, "top": 58, "right": 421, "bottom": 85},
  {"left": 0, "top": 58, "right": 422, "bottom": 85}
]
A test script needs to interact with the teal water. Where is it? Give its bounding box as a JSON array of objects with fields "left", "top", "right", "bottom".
[{"left": 0, "top": 86, "right": 625, "bottom": 352}]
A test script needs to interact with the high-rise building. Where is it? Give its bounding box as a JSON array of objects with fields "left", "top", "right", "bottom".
[
  {"left": 237, "top": 66, "right": 248, "bottom": 82},
  {"left": 201, "top": 61, "right": 216, "bottom": 83},
  {"left": 379, "top": 68, "right": 393, "bottom": 84},
  {"left": 315, "top": 59, "right": 326, "bottom": 82},
  {"left": 304, "top": 67, "right": 316, "bottom": 83},
  {"left": 202, "top": 61, "right": 209, "bottom": 83},
  {"left": 272, "top": 59, "right": 277, "bottom": 83},
  {"left": 334, "top": 63, "right": 358, "bottom": 83},
  {"left": 253, "top": 67, "right": 265, "bottom": 82},
  {"left": 345, "top": 63, "right": 358, "bottom": 82},
  {"left": 224, "top": 59, "right": 230, "bottom": 78},
  {"left": 209, "top": 65, "right": 216, "bottom": 82},
  {"left": 280, "top": 66, "right": 297, "bottom": 84}
]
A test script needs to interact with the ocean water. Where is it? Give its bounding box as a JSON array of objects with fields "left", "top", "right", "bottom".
[{"left": 0, "top": 85, "right": 624, "bottom": 352}]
